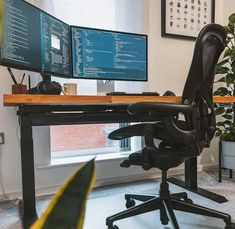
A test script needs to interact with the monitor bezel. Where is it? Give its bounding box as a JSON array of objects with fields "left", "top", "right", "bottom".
[
  {"left": 0, "top": 0, "right": 72, "bottom": 79},
  {"left": 70, "top": 25, "right": 148, "bottom": 82}
]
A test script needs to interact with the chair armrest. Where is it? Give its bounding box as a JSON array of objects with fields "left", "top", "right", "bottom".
[
  {"left": 128, "top": 102, "right": 194, "bottom": 116},
  {"left": 108, "top": 123, "right": 150, "bottom": 140},
  {"left": 129, "top": 102, "right": 199, "bottom": 152}
]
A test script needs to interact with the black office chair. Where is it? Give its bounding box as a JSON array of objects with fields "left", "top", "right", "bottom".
[{"left": 106, "top": 24, "right": 235, "bottom": 229}]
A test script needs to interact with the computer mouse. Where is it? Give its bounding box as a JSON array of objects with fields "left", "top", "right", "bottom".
[{"left": 163, "top": 90, "right": 176, "bottom": 96}]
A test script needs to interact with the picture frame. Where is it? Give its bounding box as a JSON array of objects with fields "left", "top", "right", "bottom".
[{"left": 161, "top": 0, "right": 215, "bottom": 40}]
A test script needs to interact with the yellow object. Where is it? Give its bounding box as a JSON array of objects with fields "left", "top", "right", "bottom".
[{"left": 31, "top": 159, "right": 95, "bottom": 229}]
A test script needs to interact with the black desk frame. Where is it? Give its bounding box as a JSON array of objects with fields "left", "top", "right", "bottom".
[{"left": 17, "top": 103, "right": 227, "bottom": 228}]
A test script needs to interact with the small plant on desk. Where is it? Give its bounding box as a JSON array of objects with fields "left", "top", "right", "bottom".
[{"left": 214, "top": 13, "right": 235, "bottom": 180}]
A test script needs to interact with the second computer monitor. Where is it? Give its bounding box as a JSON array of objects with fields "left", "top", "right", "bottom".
[{"left": 71, "top": 27, "right": 148, "bottom": 81}]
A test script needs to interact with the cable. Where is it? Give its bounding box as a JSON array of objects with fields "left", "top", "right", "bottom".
[
  {"left": 0, "top": 145, "right": 9, "bottom": 202},
  {"left": 16, "top": 125, "right": 21, "bottom": 148}
]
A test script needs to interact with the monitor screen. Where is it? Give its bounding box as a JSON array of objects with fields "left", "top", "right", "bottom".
[
  {"left": 0, "top": 0, "right": 71, "bottom": 78},
  {"left": 71, "top": 27, "right": 148, "bottom": 81},
  {"left": 40, "top": 12, "right": 71, "bottom": 77}
]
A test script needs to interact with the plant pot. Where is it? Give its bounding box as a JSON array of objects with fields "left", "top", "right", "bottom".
[{"left": 222, "top": 141, "right": 235, "bottom": 169}]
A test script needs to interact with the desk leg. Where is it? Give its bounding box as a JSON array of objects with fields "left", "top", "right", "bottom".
[
  {"left": 218, "top": 141, "right": 222, "bottom": 182},
  {"left": 20, "top": 115, "right": 37, "bottom": 228},
  {"left": 168, "top": 157, "right": 228, "bottom": 203}
]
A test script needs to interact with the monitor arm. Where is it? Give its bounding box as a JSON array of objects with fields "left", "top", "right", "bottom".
[{"left": 41, "top": 73, "right": 52, "bottom": 82}]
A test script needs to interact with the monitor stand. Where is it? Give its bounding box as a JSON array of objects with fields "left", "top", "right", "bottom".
[
  {"left": 97, "top": 80, "right": 114, "bottom": 95},
  {"left": 41, "top": 73, "right": 52, "bottom": 82}
]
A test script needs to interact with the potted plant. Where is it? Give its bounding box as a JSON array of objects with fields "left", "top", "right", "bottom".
[{"left": 214, "top": 13, "right": 235, "bottom": 179}]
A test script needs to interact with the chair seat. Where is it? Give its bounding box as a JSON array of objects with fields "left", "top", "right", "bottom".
[{"left": 127, "top": 147, "right": 191, "bottom": 170}]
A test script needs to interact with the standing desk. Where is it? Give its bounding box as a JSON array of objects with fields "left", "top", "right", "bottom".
[{"left": 3, "top": 94, "right": 232, "bottom": 228}]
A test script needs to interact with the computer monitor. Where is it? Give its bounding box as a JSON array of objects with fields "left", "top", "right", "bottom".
[
  {"left": 71, "top": 26, "right": 148, "bottom": 81},
  {"left": 0, "top": 0, "right": 71, "bottom": 78}
]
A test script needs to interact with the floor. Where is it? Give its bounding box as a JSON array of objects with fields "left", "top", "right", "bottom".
[{"left": 0, "top": 171, "right": 235, "bottom": 229}]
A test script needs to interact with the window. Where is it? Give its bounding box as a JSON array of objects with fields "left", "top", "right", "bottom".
[{"left": 50, "top": 123, "right": 130, "bottom": 159}]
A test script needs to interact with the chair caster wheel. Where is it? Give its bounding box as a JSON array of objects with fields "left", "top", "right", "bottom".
[
  {"left": 225, "top": 222, "right": 235, "bottom": 229},
  {"left": 108, "top": 225, "right": 119, "bottom": 229},
  {"left": 161, "top": 218, "right": 169, "bottom": 225},
  {"left": 126, "top": 199, "right": 136, "bottom": 208}
]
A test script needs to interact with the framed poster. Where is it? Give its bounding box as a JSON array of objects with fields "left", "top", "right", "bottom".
[{"left": 161, "top": 0, "right": 215, "bottom": 40}]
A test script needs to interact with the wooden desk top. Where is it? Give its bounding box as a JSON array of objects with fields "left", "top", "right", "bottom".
[{"left": 3, "top": 94, "right": 235, "bottom": 106}]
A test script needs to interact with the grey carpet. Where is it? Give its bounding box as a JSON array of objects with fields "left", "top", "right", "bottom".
[{"left": 0, "top": 171, "right": 235, "bottom": 229}]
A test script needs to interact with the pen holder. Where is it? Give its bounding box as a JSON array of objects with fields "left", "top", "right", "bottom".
[{"left": 12, "top": 84, "right": 27, "bottom": 94}]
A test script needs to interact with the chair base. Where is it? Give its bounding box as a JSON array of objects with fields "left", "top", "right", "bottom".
[{"left": 106, "top": 191, "right": 234, "bottom": 229}]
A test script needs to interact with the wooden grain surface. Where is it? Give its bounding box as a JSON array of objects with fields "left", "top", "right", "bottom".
[{"left": 3, "top": 94, "right": 235, "bottom": 106}]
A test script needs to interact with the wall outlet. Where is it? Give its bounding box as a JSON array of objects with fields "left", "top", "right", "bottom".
[{"left": 0, "top": 133, "right": 5, "bottom": 144}]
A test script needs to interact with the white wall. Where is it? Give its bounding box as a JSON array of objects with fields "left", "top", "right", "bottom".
[
  {"left": 0, "top": 0, "right": 43, "bottom": 195},
  {"left": 223, "top": 0, "right": 235, "bottom": 24},
  {"left": 0, "top": 0, "right": 235, "bottom": 195}
]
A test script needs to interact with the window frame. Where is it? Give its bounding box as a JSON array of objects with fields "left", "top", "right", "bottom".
[{"left": 50, "top": 123, "right": 131, "bottom": 160}]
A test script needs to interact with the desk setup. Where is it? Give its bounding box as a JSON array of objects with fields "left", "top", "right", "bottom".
[
  {"left": 3, "top": 94, "right": 234, "bottom": 228},
  {"left": 0, "top": 1, "right": 233, "bottom": 228}
]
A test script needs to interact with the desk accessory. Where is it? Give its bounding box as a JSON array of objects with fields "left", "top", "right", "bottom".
[
  {"left": 162, "top": 90, "right": 175, "bottom": 96},
  {"left": 27, "top": 80, "right": 62, "bottom": 95},
  {"left": 27, "top": 73, "right": 62, "bottom": 95},
  {"left": 63, "top": 83, "right": 77, "bottom": 95},
  {"left": 106, "top": 92, "right": 160, "bottom": 96},
  {"left": 7, "top": 67, "right": 17, "bottom": 85},
  {"left": 20, "top": 73, "right": 26, "bottom": 84},
  {"left": 12, "top": 84, "right": 27, "bottom": 94},
  {"left": 7, "top": 68, "right": 27, "bottom": 94},
  {"left": 28, "top": 75, "right": 31, "bottom": 90}
]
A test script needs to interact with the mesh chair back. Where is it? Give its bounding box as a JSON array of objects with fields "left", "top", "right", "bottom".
[{"left": 182, "top": 24, "right": 227, "bottom": 148}]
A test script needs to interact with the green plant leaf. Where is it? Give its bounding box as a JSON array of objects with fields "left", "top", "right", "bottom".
[
  {"left": 213, "top": 91, "right": 220, "bottom": 96},
  {"left": 215, "top": 107, "right": 225, "bottom": 115},
  {"left": 216, "top": 122, "right": 225, "bottom": 127},
  {"left": 223, "top": 114, "right": 233, "bottom": 120},
  {"left": 229, "top": 13, "right": 235, "bottom": 27},
  {"left": 225, "top": 74, "right": 235, "bottom": 84},
  {"left": 215, "top": 65, "right": 229, "bottom": 74},
  {"left": 224, "top": 48, "right": 233, "bottom": 58},
  {"left": 231, "top": 51, "right": 235, "bottom": 61},
  {"left": 215, "top": 77, "right": 225, "bottom": 83},
  {"left": 214, "top": 14, "right": 235, "bottom": 141},
  {"left": 217, "top": 58, "right": 229, "bottom": 66},
  {"left": 232, "top": 61, "right": 235, "bottom": 72},
  {"left": 225, "top": 108, "right": 234, "bottom": 114},
  {"left": 224, "top": 120, "right": 233, "bottom": 126},
  {"left": 214, "top": 87, "right": 230, "bottom": 96},
  {"left": 225, "top": 25, "right": 234, "bottom": 34},
  {"left": 215, "top": 132, "right": 222, "bottom": 137},
  {"left": 227, "top": 23, "right": 235, "bottom": 34}
]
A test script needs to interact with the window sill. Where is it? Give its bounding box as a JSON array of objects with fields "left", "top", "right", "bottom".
[{"left": 37, "top": 151, "right": 131, "bottom": 170}]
